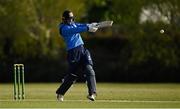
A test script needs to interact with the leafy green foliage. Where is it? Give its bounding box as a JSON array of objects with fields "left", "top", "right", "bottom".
[
  {"left": 0, "top": 0, "right": 180, "bottom": 82},
  {"left": 84, "top": 0, "right": 180, "bottom": 80},
  {"left": 0, "top": 0, "right": 85, "bottom": 61}
]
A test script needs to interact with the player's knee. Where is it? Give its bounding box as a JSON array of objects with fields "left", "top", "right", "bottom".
[
  {"left": 85, "top": 65, "right": 95, "bottom": 76},
  {"left": 70, "top": 73, "right": 78, "bottom": 79},
  {"left": 64, "top": 73, "right": 78, "bottom": 82}
]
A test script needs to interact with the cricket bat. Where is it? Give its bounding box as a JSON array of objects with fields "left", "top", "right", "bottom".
[{"left": 95, "top": 21, "right": 113, "bottom": 28}]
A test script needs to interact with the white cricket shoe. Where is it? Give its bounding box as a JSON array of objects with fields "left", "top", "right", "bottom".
[
  {"left": 57, "top": 94, "right": 64, "bottom": 102},
  {"left": 87, "top": 94, "right": 96, "bottom": 101}
]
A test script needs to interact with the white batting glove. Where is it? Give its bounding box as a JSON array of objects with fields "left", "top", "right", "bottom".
[
  {"left": 88, "top": 25, "right": 98, "bottom": 32},
  {"left": 90, "top": 23, "right": 98, "bottom": 27},
  {"left": 87, "top": 22, "right": 98, "bottom": 28},
  {"left": 87, "top": 23, "right": 98, "bottom": 32}
]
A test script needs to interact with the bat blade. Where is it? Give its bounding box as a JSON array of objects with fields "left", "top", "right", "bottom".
[{"left": 96, "top": 21, "right": 113, "bottom": 28}]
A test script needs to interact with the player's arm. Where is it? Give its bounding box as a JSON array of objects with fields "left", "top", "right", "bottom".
[
  {"left": 61, "top": 25, "right": 88, "bottom": 35},
  {"left": 75, "top": 23, "right": 88, "bottom": 27},
  {"left": 61, "top": 23, "right": 98, "bottom": 34}
]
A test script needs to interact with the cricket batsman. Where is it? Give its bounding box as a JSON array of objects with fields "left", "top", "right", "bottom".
[{"left": 56, "top": 10, "right": 98, "bottom": 101}]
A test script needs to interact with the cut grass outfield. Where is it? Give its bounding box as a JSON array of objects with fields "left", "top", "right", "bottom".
[{"left": 0, "top": 83, "right": 180, "bottom": 108}]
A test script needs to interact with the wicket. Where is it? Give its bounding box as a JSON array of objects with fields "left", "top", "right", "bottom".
[{"left": 13, "top": 64, "right": 25, "bottom": 100}]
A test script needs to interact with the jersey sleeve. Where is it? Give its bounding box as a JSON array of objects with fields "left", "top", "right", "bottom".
[
  {"left": 61, "top": 23, "right": 88, "bottom": 35},
  {"left": 75, "top": 23, "right": 88, "bottom": 27}
]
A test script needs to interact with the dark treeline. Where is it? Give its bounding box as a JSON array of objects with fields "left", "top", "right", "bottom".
[{"left": 0, "top": 0, "right": 180, "bottom": 82}]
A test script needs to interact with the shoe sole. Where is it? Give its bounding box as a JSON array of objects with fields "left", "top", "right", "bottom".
[{"left": 87, "top": 96, "right": 95, "bottom": 101}]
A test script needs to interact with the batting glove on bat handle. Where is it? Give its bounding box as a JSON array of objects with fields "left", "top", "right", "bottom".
[
  {"left": 91, "top": 23, "right": 98, "bottom": 27},
  {"left": 87, "top": 23, "right": 98, "bottom": 28},
  {"left": 88, "top": 25, "right": 98, "bottom": 32}
]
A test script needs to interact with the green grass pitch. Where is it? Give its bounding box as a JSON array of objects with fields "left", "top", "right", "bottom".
[{"left": 0, "top": 83, "right": 180, "bottom": 108}]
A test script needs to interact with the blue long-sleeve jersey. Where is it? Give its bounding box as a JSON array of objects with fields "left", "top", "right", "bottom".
[{"left": 59, "top": 22, "right": 89, "bottom": 50}]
